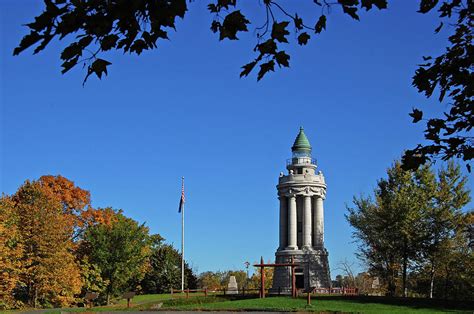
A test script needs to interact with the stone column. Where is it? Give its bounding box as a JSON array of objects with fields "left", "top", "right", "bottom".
[
  {"left": 279, "top": 196, "right": 287, "bottom": 250},
  {"left": 314, "top": 196, "right": 324, "bottom": 247},
  {"left": 303, "top": 195, "right": 312, "bottom": 248},
  {"left": 286, "top": 194, "right": 297, "bottom": 250}
]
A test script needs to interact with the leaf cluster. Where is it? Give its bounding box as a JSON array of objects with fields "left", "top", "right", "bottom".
[
  {"left": 14, "top": 0, "right": 188, "bottom": 84},
  {"left": 403, "top": 0, "right": 473, "bottom": 172}
]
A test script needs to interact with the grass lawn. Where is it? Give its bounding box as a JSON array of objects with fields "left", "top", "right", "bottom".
[
  {"left": 156, "top": 295, "right": 473, "bottom": 313},
  {"left": 10, "top": 294, "right": 473, "bottom": 313}
]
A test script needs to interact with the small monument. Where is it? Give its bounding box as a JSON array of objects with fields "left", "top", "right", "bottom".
[{"left": 227, "top": 275, "right": 239, "bottom": 294}]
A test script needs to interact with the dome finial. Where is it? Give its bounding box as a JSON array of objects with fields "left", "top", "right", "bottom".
[{"left": 292, "top": 127, "right": 312, "bottom": 153}]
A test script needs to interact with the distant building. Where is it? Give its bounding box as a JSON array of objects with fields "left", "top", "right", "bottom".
[{"left": 271, "top": 128, "right": 331, "bottom": 294}]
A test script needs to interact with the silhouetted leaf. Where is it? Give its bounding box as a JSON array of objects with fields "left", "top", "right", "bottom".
[
  {"left": 101, "top": 34, "right": 119, "bottom": 51},
  {"left": 240, "top": 61, "right": 257, "bottom": 77},
  {"left": 61, "top": 56, "right": 79, "bottom": 74},
  {"left": 434, "top": 22, "right": 443, "bottom": 34},
  {"left": 275, "top": 51, "right": 290, "bottom": 67},
  {"left": 315, "top": 15, "right": 326, "bottom": 33},
  {"left": 83, "top": 58, "right": 112, "bottom": 84},
  {"left": 219, "top": 10, "right": 249, "bottom": 40},
  {"left": 256, "top": 39, "right": 277, "bottom": 55},
  {"left": 271, "top": 21, "right": 290, "bottom": 43},
  {"left": 294, "top": 14, "right": 303, "bottom": 30},
  {"left": 297, "top": 32, "right": 310, "bottom": 45},
  {"left": 13, "top": 31, "right": 42, "bottom": 55},
  {"left": 210, "top": 21, "right": 221, "bottom": 33},
  {"left": 361, "top": 0, "right": 387, "bottom": 10},
  {"left": 409, "top": 108, "right": 423, "bottom": 123},
  {"left": 338, "top": 0, "right": 359, "bottom": 5},
  {"left": 257, "top": 60, "right": 275, "bottom": 81},
  {"left": 61, "top": 42, "right": 83, "bottom": 60},
  {"left": 342, "top": 5, "right": 360, "bottom": 20},
  {"left": 418, "top": 0, "right": 439, "bottom": 13}
]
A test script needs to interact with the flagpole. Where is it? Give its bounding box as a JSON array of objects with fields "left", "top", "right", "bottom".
[{"left": 181, "top": 176, "right": 185, "bottom": 292}]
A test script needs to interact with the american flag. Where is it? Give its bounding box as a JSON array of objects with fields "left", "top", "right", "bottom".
[{"left": 178, "top": 178, "right": 185, "bottom": 213}]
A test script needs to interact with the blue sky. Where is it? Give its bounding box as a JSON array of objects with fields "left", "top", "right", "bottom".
[{"left": 1, "top": 1, "right": 471, "bottom": 277}]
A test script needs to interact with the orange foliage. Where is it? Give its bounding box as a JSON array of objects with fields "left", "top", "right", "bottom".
[
  {"left": 12, "top": 180, "right": 82, "bottom": 308},
  {"left": 80, "top": 207, "right": 119, "bottom": 227},
  {"left": 0, "top": 196, "right": 24, "bottom": 309}
]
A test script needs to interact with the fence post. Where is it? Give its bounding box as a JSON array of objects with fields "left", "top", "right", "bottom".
[
  {"left": 278, "top": 287, "right": 281, "bottom": 296},
  {"left": 307, "top": 291, "right": 311, "bottom": 305},
  {"left": 171, "top": 288, "right": 173, "bottom": 296},
  {"left": 186, "top": 288, "right": 189, "bottom": 299},
  {"left": 204, "top": 288, "right": 208, "bottom": 297}
]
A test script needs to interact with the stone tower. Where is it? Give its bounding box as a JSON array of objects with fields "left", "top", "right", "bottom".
[{"left": 270, "top": 127, "right": 331, "bottom": 293}]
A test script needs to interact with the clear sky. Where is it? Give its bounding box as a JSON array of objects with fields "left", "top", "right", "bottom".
[{"left": 1, "top": 1, "right": 471, "bottom": 277}]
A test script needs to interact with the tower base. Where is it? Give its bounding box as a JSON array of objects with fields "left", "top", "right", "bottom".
[{"left": 270, "top": 247, "right": 331, "bottom": 294}]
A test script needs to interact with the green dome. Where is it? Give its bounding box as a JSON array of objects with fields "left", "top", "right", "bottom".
[{"left": 291, "top": 127, "right": 312, "bottom": 152}]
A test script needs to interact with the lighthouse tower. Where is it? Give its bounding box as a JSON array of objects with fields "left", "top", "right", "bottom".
[{"left": 271, "top": 127, "right": 331, "bottom": 293}]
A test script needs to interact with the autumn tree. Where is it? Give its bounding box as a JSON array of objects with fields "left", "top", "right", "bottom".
[
  {"left": 197, "top": 271, "right": 224, "bottom": 291},
  {"left": 0, "top": 196, "right": 24, "bottom": 310},
  {"left": 11, "top": 180, "right": 82, "bottom": 308},
  {"left": 80, "top": 209, "right": 152, "bottom": 304},
  {"left": 37, "top": 175, "right": 91, "bottom": 235}
]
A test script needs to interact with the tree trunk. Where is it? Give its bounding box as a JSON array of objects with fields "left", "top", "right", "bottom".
[
  {"left": 402, "top": 241, "right": 408, "bottom": 297},
  {"left": 429, "top": 262, "right": 435, "bottom": 299}
]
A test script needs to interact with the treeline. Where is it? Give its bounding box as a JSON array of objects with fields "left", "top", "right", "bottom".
[
  {"left": 347, "top": 161, "right": 473, "bottom": 300},
  {"left": 0, "top": 175, "right": 197, "bottom": 310},
  {"left": 197, "top": 265, "right": 274, "bottom": 291}
]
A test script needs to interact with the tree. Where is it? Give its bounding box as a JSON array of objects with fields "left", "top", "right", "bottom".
[
  {"left": 0, "top": 196, "right": 24, "bottom": 310},
  {"left": 346, "top": 161, "right": 429, "bottom": 296},
  {"left": 420, "top": 161, "right": 470, "bottom": 298},
  {"left": 140, "top": 236, "right": 197, "bottom": 294},
  {"left": 11, "top": 180, "right": 82, "bottom": 308},
  {"left": 80, "top": 209, "right": 151, "bottom": 304},
  {"left": 347, "top": 160, "right": 471, "bottom": 298},
  {"left": 13, "top": 1, "right": 473, "bottom": 169},
  {"left": 198, "top": 271, "right": 223, "bottom": 291},
  {"left": 37, "top": 175, "right": 91, "bottom": 240}
]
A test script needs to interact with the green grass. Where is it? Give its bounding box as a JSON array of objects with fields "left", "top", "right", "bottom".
[
  {"left": 8, "top": 294, "right": 473, "bottom": 313},
  {"left": 160, "top": 295, "right": 473, "bottom": 313}
]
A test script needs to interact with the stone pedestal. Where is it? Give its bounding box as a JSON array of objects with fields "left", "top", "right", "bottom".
[
  {"left": 270, "top": 248, "right": 331, "bottom": 294},
  {"left": 227, "top": 275, "right": 238, "bottom": 294}
]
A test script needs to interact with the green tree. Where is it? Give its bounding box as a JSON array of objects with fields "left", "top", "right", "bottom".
[
  {"left": 347, "top": 160, "right": 471, "bottom": 298},
  {"left": 420, "top": 161, "right": 470, "bottom": 298},
  {"left": 13, "top": 1, "right": 473, "bottom": 168},
  {"left": 81, "top": 209, "right": 151, "bottom": 304},
  {"left": 347, "top": 162, "right": 433, "bottom": 296},
  {"left": 140, "top": 237, "right": 197, "bottom": 294}
]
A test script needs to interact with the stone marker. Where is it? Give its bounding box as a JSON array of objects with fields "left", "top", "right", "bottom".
[{"left": 227, "top": 275, "right": 238, "bottom": 294}]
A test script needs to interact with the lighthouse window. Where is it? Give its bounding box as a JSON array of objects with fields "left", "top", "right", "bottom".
[{"left": 297, "top": 168, "right": 303, "bottom": 174}]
